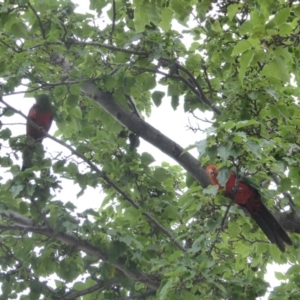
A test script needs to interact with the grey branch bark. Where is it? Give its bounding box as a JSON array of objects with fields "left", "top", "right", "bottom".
[
  {"left": 1, "top": 211, "right": 160, "bottom": 290},
  {"left": 273, "top": 211, "right": 300, "bottom": 233},
  {"left": 49, "top": 53, "right": 211, "bottom": 188},
  {"left": 48, "top": 53, "right": 299, "bottom": 235}
]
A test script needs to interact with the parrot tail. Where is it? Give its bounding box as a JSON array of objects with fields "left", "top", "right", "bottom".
[
  {"left": 21, "top": 145, "right": 34, "bottom": 171},
  {"left": 244, "top": 199, "right": 292, "bottom": 252}
]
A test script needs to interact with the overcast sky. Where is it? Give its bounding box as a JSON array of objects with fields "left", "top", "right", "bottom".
[{"left": 0, "top": 1, "right": 289, "bottom": 298}]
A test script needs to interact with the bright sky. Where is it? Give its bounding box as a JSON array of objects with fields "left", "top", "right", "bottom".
[{"left": 0, "top": 1, "right": 290, "bottom": 299}]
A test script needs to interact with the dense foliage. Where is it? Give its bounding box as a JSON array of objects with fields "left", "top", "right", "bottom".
[{"left": 0, "top": 0, "right": 300, "bottom": 299}]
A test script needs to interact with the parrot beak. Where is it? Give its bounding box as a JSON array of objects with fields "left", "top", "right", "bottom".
[
  {"left": 209, "top": 168, "right": 216, "bottom": 177},
  {"left": 206, "top": 165, "right": 219, "bottom": 179},
  {"left": 207, "top": 167, "right": 218, "bottom": 178}
]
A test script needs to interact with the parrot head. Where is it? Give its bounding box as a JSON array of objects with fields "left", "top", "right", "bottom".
[
  {"left": 35, "top": 94, "right": 52, "bottom": 112},
  {"left": 205, "top": 164, "right": 220, "bottom": 185}
]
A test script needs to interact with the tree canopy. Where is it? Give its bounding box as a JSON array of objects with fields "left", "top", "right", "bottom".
[{"left": 0, "top": 0, "right": 300, "bottom": 299}]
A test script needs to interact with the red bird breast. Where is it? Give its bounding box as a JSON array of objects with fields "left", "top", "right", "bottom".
[
  {"left": 224, "top": 172, "right": 257, "bottom": 206},
  {"left": 22, "top": 94, "right": 53, "bottom": 171},
  {"left": 27, "top": 106, "right": 53, "bottom": 141},
  {"left": 205, "top": 164, "right": 292, "bottom": 252}
]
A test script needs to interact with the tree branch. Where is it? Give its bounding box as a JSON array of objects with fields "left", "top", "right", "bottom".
[
  {"left": 117, "top": 289, "right": 156, "bottom": 300},
  {"left": 0, "top": 95, "right": 185, "bottom": 252},
  {"left": 273, "top": 211, "right": 300, "bottom": 233},
  {"left": 0, "top": 214, "right": 160, "bottom": 290},
  {"left": 28, "top": 2, "right": 46, "bottom": 39},
  {"left": 65, "top": 279, "right": 118, "bottom": 299},
  {"left": 175, "top": 62, "right": 221, "bottom": 115},
  {"left": 109, "top": 0, "right": 117, "bottom": 45},
  {"left": 47, "top": 53, "right": 298, "bottom": 235},
  {"left": 68, "top": 40, "right": 148, "bottom": 56},
  {"left": 49, "top": 53, "right": 211, "bottom": 189},
  {"left": 271, "top": 172, "right": 297, "bottom": 212}
]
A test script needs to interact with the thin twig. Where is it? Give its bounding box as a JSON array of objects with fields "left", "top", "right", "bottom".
[
  {"left": 28, "top": 2, "right": 46, "bottom": 39},
  {"left": 68, "top": 40, "right": 149, "bottom": 56},
  {"left": 0, "top": 222, "right": 160, "bottom": 290},
  {"left": 190, "top": 111, "right": 214, "bottom": 123},
  {"left": 117, "top": 290, "right": 156, "bottom": 300},
  {"left": 271, "top": 172, "right": 297, "bottom": 213},
  {"left": 121, "top": 64, "right": 221, "bottom": 115},
  {"left": 65, "top": 279, "right": 118, "bottom": 299},
  {"left": 202, "top": 64, "right": 213, "bottom": 100},
  {"left": 176, "top": 63, "right": 221, "bottom": 115},
  {"left": 29, "top": 198, "right": 51, "bottom": 228},
  {"left": 0, "top": 95, "right": 185, "bottom": 252},
  {"left": 0, "top": 123, "right": 26, "bottom": 126},
  {"left": 109, "top": 0, "right": 117, "bottom": 45},
  {"left": 208, "top": 202, "right": 233, "bottom": 257}
]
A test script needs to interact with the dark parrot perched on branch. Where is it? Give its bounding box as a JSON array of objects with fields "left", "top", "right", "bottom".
[
  {"left": 206, "top": 164, "right": 292, "bottom": 252},
  {"left": 21, "top": 94, "right": 53, "bottom": 171}
]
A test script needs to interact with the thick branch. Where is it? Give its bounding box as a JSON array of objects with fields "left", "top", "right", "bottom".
[
  {"left": 83, "top": 86, "right": 211, "bottom": 187},
  {"left": 49, "top": 53, "right": 211, "bottom": 188},
  {"left": 68, "top": 40, "right": 148, "bottom": 56},
  {"left": 0, "top": 96, "right": 184, "bottom": 252},
  {"left": 48, "top": 53, "right": 298, "bottom": 235},
  {"left": 273, "top": 211, "right": 300, "bottom": 234},
  {"left": 271, "top": 172, "right": 297, "bottom": 212},
  {"left": 0, "top": 212, "right": 160, "bottom": 290},
  {"left": 65, "top": 279, "right": 118, "bottom": 299}
]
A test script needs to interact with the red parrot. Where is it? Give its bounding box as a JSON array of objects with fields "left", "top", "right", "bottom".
[
  {"left": 22, "top": 94, "right": 53, "bottom": 171},
  {"left": 206, "top": 164, "right": 292, "bottom": 252}
]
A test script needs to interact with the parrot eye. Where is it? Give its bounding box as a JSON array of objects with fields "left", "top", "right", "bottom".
[{"left": 209, "top": 170, "right": 215, "bottom": 176}]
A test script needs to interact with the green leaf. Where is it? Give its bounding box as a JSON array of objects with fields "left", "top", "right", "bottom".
[
  {"left": 214, "top": 281, "right": 227, "bottom": 294},
  {"left": 19, "top": 202, "right": 28, "bottom": 214},
  {"left": 235, "top": 120, "right": 258, "bottom": 129},
  {"left": 238, "top": 49, "right": 255, "bottom": 83},
  {"left": 152, "top": 91, "right": 165, "bottom": 107},
  {"left": 286, "top": 264, "right": 300, "bottom": 275},
  {"left": 108, "top": 241, "right": 127, "bottom": 263},
  {"left": 203, "top": 185, "right": 219, "bottom": 195},
  {"left": 245, "top": 141, "right": 261, "bottom": 158},
  {"left": 10, "top": 22, "right": 28, "bottom": 38},
  {"left": 264, "top": 88, "right": 279, "bottom": 101},
  {"left": 171, "top": 96, "right": 179, "bottom": 110},
  {"left": 162, "top": 204, "right": 180, "bottom": 219},
  {"left": 0, "top": 156, "right": 12, "bottom": 167},
  {"left": 227, "top": 4, "right": 241, "bottom": 21},
  {"left": 219, "top": 144, "right": 231, "bottom": 161},
  {"left": 3, "top": 108, "right": 14, "bottom": 117},
  {"left": 159, "top": 8, "right": 173, "bottom": 32},
  {"left": 261, "top": 57, "right": 290, "bottom": 82},
  {"left": 66, "top": 95, "right": 79, "bottom": 107},
  {"left": 10, "top": 184, "right": 24, "bottom": 198},
  {"left": 196, "top": 139, "right": 207, "bottom": 157},
  {"left": 134, "top": 5, "right": 149, "bottom": 32},
  {"left": 239, "top": 21, "right": 253, "bottom": 35},
  {"left": 146, "top": 1, "right": 161, "bottom": 25},
  {"left": 153, "top": 167, "right": 167, "bottom": 182},
  {"left": 224, "top": 121, "right": 235, "bottom": 130},
  {"left": 217, "top": 167, "right": 230, "bottom": 187},
  {"left": 231, "top": 40, "right": 252, "bottom": 56},
  {"left": 279, "top": 177, "right": 291, "bottom": 192},
  {"left": 69, "top": 106, "right": 82, "bottom": 119},
  {"left": 273, "top": 7, "right": 290, "bottom": 25},
  {"left": 159, "top": 278, "right": 174, "bottom": 300},
  {"left": 211, "top": 20, "right": 222, "bottom": 32},
  {"left": 0, "top": 128, "right": 11, "bottom": 140},
  {"left": 279, "top": 23, "right": 293, "bottom": 35},
  {"left": 141, "top": 152, "right": 155, "bottom": 165},
  {"left": 182, "top": 144, "right": 196, "bottom": 155},
  {"left": 275, "top": 271, "right": 285, "bottom": 280},
  {"left": 191, "top": 235, "right": 205, "bottom": 253}
]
